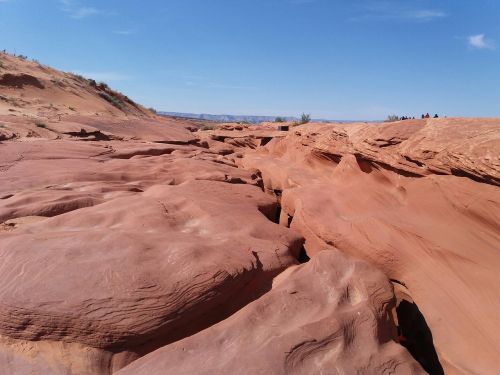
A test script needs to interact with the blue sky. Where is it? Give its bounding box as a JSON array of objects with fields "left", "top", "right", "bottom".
[{"left": 1, "top": 0, "right": 499, "bottom": 120}]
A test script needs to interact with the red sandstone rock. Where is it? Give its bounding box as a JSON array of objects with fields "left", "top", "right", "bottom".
[
  {"left": 241, "top": 120, "right": 500, "bottom": 374},
  {"left": 1, "top": 53, "right": 499, "bottom": 375},
  {"left": 116, "top": 250, "right": 424, "bottom": 375}
]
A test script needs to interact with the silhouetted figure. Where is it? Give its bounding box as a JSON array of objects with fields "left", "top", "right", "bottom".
[
  {"left": 421, "top": 114, "right": 425, "bottom": 119},
  {"left": 434, "top": 114, "right": 439, "bottom": 118},
  {"left": 425, "top": 113, "right": 430, "bottom": 119}
]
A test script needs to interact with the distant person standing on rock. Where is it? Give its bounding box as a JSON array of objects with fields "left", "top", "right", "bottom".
[
  {"left": 425, "top": 113, "right": 431, "bottom": 119},
  {"left": 434, "top": 114, "right": 439, "bottom": 118}
]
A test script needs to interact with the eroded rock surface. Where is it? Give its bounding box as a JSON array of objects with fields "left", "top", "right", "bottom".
[
  {"left": 116, "top": 250, "right": 424, "bottom": 375},
  {"left": 0, "top": 130, "right": 302, "bottom": 373},
  {"left": 241, "top": 119, "right": 500, "bottom": 374},
  {"left": 1, "top": 53, "right": 499, "bottom": 375}
]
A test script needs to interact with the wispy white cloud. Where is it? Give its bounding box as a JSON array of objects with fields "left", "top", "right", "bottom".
[
  {"left": 72, "top": 71, "right": 132, "bottom": 82},
  {"left": 411, "top": 10, "right": 447, "bottom": 21},
  {"left": 350, "top": 2, "right": 447, "bottom": 22},
  {"left": 113, "top": 30, "right": 135, "bottom": 36},
  {"left": 467, "top": 34, "right": 495, "bottom": 50},
  {"left": 59, "top": 0, "right": 102, "bottom": 19}
]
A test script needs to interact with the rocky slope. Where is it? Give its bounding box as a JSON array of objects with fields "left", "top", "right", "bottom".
[{"left": 1, "top": 54, "right": 499, "bottom": 375}]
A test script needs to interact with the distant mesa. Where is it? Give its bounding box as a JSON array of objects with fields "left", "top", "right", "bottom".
[{"left": 159, "top": 111, "right": 297, "bottom": 124}]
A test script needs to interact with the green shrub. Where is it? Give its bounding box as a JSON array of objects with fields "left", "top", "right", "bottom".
[
  {"left": 300, "top": 113, "right": 311, "bottom": 124},
  {"left": 72, "top": 74, "right": 87, "bottom": 83},
  {"left": 99, "top": 92, "right": 124, "bottom": 110},
  {"left": 275, "top": 116, "right": 286, "bottom": 123}
]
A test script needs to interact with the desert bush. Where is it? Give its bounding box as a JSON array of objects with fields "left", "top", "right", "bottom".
[
  {"left": 200, "top": 123, "right": 218, "bottom": 130},
  {"left": 385, "top": 115, "right": 400, "bottom": 122},
  {"left": 72, "top": 74, "right": 87, "bottom": 83},
  {"left": 35, "top": 120, "right": 47, "bottom": 128},
  {"left": 99, "top": 92, "right": 124, "bottom": 110},
  {"left": 275, "top": 116, "right": 286, "bottom": 123},
  {"left": 300, "top": 113, "right": 311, "bottom": 124},
  {"left": 97, "top": 82, "right": 109, "bottom": 90}
]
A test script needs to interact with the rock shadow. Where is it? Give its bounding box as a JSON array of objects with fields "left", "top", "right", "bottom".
[{"left": 396, "top": 300, "right": 444, "bottom": 375}]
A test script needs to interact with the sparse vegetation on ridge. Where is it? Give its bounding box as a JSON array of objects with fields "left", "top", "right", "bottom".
[
  {"left": 385, "top": 115, "right": 400, "bottom": 122},
  {"left": 300, "top": 113, "right": 311, "bottom": 124},
  {"left": 98, "top": 91, "right": 125, "bottom": 110}
]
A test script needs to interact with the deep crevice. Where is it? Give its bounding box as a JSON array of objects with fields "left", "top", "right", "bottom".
[
  {"left": 396, "top": 300, "right": 444, "bottom": 375},
  {"left": 270, "top": 189, "right": 283, "bottom": 224},
  {"left": 274, "top": 203, "right": 282, "bottom": 224},
  {"left": 260, "top": 137, "right": 273, "bottom": 146},
  {"left": 297, "top": 246, "right": 310, "bottom": 263}
]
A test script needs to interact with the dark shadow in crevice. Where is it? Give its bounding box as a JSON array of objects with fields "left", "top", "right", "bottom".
[
  {"left": 260, "top": 137, "right": 273, "bottom": 146},
  {"left": 66, "top": 130, "right": 111, "bottom": 141},
  {"left": 297, "top": 246, "right": 310, "bottom": 264},
  {"left": 354, "top": 154, "right": 424, "bottom": 178},
  {"left": 390, "top": 278, "right": 408, "bottom": 289},
  {"left": 274, "top": 203, "right": 282, "bottom": 225},
  {"left": 396, "top": 300, "right": 444, "bottom": 375},
  {"left": 450, "top": 168, "right": 500, "bottom": 187},
  {"left": 403, "top": 155, "right": 425, "bottom": 167},
  {"left": 272, "top": 189, "right": 283, "bottom": 224}
]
